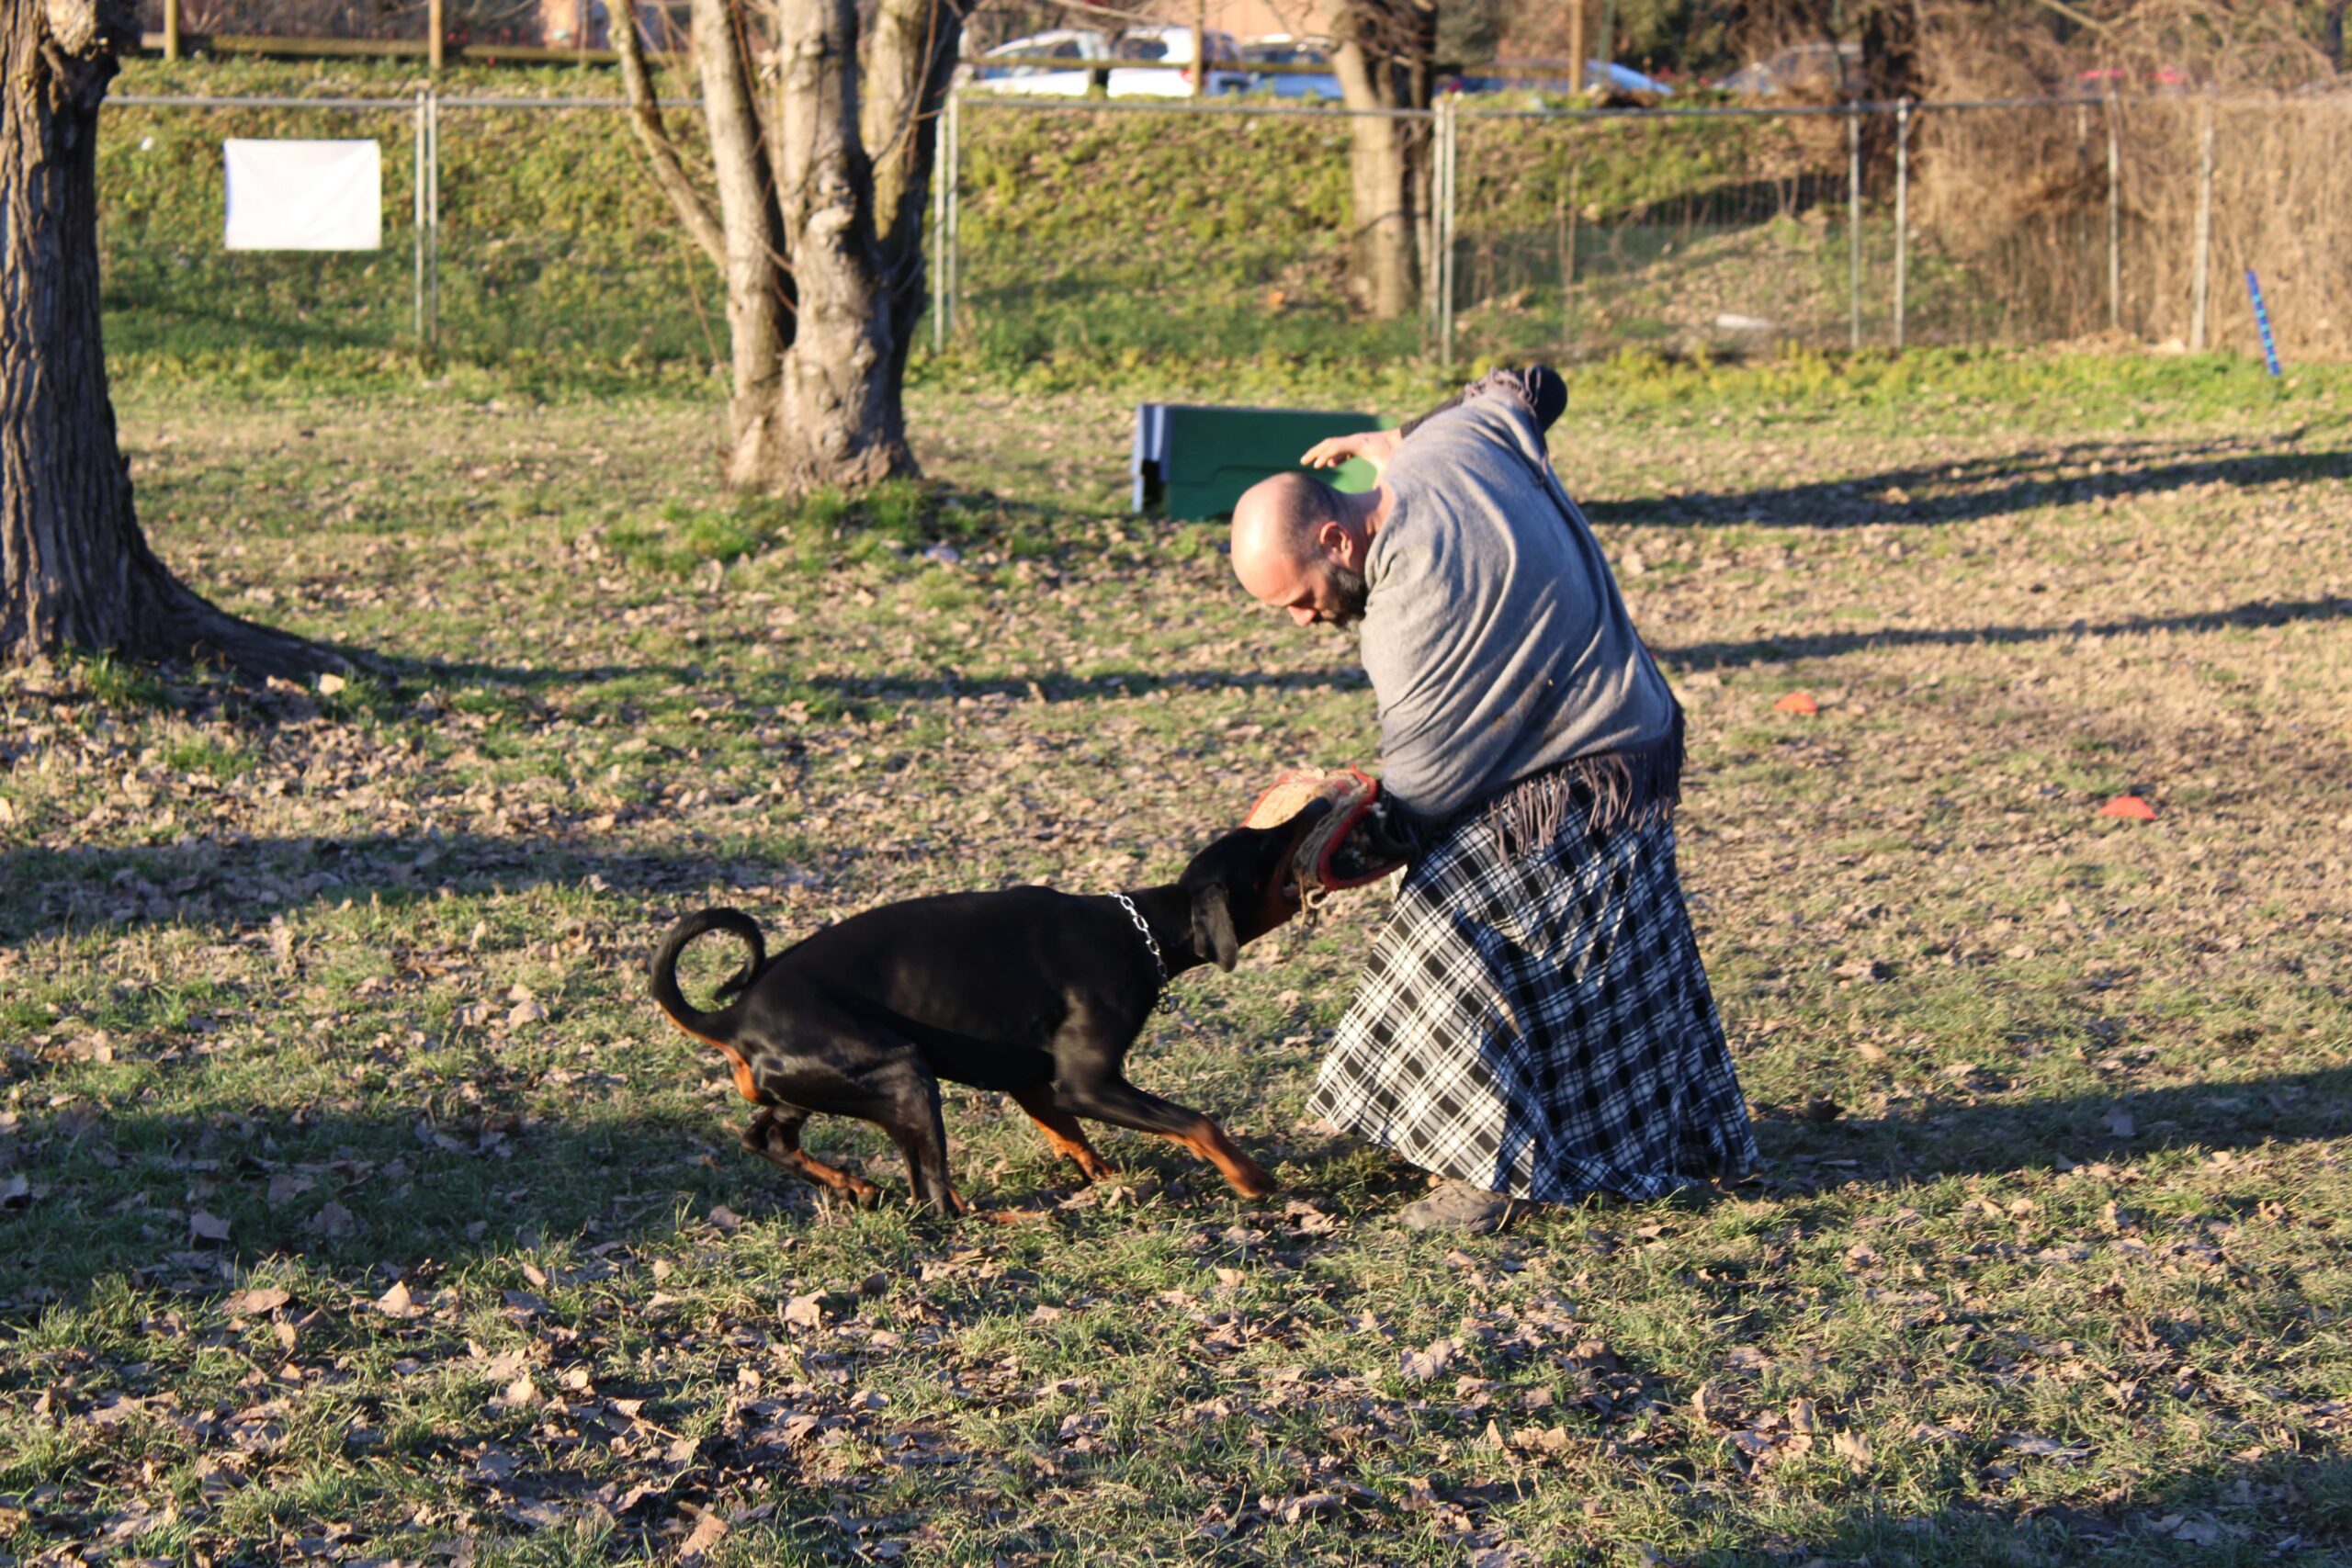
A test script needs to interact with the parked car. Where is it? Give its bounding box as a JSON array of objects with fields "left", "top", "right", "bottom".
[
  {"left": 1239, "top": 36, "right": 1343, "bottom": 101},
  {"left": 1442, "top": 61, "right": 1673, "bottom": 97},
  {"left": 1715, "top": 41, "right": 1860, "bottom": 97},
  {"left": 1105, "top": 26, "right": 1254, "bottom": 97},
  {"left": 957, "top": 29, "right": 1109, "bottom": 97}
]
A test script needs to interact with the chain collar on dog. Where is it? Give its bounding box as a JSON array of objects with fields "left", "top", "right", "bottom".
[{"left": 1112, "top": 892, "right": 1177, "bottom": 1015}]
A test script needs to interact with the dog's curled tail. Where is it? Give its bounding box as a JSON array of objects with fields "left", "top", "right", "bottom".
[{"left": 649, "top": 908, "right": 767, "bottom": 1035}]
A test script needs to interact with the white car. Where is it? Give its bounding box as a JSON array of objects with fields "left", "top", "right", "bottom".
[
  {"left": 1105, "top": 26, "right": 1253, "bottom": 97},
  {"left": 958, "top": 29, "right": 1109, "bottom": 97}
]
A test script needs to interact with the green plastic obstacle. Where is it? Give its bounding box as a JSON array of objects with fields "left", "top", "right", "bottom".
[{"left": 1131, "top": 403, "right": 1398, "bottom": 521}]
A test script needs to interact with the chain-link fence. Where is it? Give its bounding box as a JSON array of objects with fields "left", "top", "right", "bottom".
[
  {"left": 100, "top": 90, "right": 722, "bottom": 372},
  {"left": 940, "top": 95, "right": 1424, "bottom": 369},
  {"left": 94, "top": 87, "right": 2351, "bottom": 377}
]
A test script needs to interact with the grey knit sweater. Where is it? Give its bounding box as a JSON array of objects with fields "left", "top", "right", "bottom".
[{"left": 1358, "top": 369, "right": 1680, "bottom": 835}]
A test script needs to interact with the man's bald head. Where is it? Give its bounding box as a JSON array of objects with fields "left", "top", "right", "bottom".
[
  {"left": 1230, "top": 472, "right": 1372, "bottom": 629},
  {"left": 1231, "top": 471, "right": 1342, "bottom": 575}
]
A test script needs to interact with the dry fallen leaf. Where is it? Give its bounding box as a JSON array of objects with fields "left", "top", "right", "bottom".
[
  {"left": 675, "top": 1503, "right": 729, "bottom": 1562},
  {"left": 1399, "top": 1337, "right": 1454, "bottom": 1383},
  {"left": 1272, "top": 1490, "right": 1344, "bottom": 1525},
  {"left": 224, "top": 1286, "right": 291, "bottom": 1317}
]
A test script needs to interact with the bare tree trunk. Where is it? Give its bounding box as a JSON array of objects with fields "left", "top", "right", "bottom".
[
  {"left": 2329, "top": 0, "right": 2346, "bottom": 74},
  {"left": 768, "top": 0, "right": 904, "bottom": 492},
  {"left": 693, "top": 0, "right": 793, "bottom": 486},
  {"left": 1, "top": 0, "right": 338, "bottom": 677},
  {"left": 859, "top": 0, "right": 966, "bottom": 472},
  {"left": 1331, "top": 1, "right": 1435, "bottom": 321},
  {"left": 616, "top": 0, "right": 970, "bottom": 498}
]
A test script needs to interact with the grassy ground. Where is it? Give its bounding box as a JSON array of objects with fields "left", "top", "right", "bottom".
[{"left": 3, "top": 351, "right": 2350, "bottom": 1565}]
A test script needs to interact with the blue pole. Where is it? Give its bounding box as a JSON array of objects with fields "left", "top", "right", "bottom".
[{"left": 2245, "top": 268, "right": 2282, "bottom": 378}]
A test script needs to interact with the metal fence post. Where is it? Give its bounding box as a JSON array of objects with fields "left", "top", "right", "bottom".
[
  {"left": 427, "top": 89, "right": 441, "bottom": 353},
  {"left": 1420, "top": 110, "right": 1438, "bottom": 340},
  {"left": 1439, "top": 96, "right": 1457, "bottom": 367},
  {"left": 1893, "top": 100, "right": 1909, "bottom": 351},
  {"left": 1848, "top": 104, "right": 1863, "bottom": 351},
  {"left": 2106, "top": 95, "right": 2121, "bottom": 333},
  {"left": 2189, "top": 97, "right": 2213, "bottom": 352},
  {"left": 944, "top": 90, "right": 961, "bottom": 344},
  {"left": 933, "top": 93, "right": 953, "bottom": 353},
  {"left": 413, "top": 91, "right": 427, "bottom": 347}
]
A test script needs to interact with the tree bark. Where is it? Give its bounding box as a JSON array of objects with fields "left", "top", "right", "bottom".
[
  {"left": 1330, "top": 2, "right": 1435, "bottom": 321},
  {"left": 615, "top": 0, "right": 971, "bottom": 498},
  {"left": 692, "top": 0, "right": 793, "bottom": 486},
  {"left": 2, "top": 0, "right": 337, "bottom": 677}
]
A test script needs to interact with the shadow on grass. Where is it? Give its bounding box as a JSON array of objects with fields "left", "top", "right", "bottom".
[
  {"left": 1585, "top": 438, "right": 2350, "bottom": 531},
  {"left": 1708, "top": 1464, "right": 2350, "bottom": 1567},
  {"left": 801, "top": 663, "right": 1369, "bottom": 705},
  {"left": 0, "top": 1087, "right": 1366, "bottom": 1314},
  {"left": 356, "top": 650, "right": 707, "bottom": 691},
  {"left": 1655, "top": 592, "right": 2352, "bottom": 674},
  {"left": 1747, "top": 1064, "right": 2352, "bottom": 1187},
  {"left": 0, "top": 829, "right": 820, "bottom": 943}
]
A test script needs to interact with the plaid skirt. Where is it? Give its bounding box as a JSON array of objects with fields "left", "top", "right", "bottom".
[{"left": 1308, "top": 802, "right": 1758, "bottom": 1204}]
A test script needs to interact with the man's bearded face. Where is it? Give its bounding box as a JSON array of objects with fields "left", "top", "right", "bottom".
[{"left": 1317, "top": 561, "right": 1370, "bottom": 629}]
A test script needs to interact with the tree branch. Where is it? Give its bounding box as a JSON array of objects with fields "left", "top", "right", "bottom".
[
  {"left": 862, "top": 0, "right": 973, "bottom": 275},
  {"left": 610, "top": 0, "right": 726, "bottom": 272}
]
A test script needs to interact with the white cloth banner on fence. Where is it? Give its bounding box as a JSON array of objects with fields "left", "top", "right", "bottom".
[{"left": 222, "top": 140, "right": 382, "bottom": 252}]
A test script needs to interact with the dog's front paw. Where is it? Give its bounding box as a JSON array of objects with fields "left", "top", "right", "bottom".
[{"left": 1227, "top": 1162, "right": 1281, "bottom": 1200}]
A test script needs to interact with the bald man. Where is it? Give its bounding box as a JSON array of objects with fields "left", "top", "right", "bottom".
[{"left": 1230, "top": 367, "right": 1757, "bottom": 1232}]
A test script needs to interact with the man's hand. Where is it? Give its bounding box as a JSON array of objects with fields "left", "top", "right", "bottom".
[{"left": 1299, "top": 429, "right": 1401, "bottom": 479}]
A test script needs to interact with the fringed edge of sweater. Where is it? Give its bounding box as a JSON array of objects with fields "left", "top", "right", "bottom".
[{"left": 1463, "top": 705, "right": 1687, "bottom": 862}]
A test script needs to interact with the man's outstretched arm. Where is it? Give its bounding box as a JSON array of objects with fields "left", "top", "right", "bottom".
[
  {"left": 1396, "top": 364, "right": 1566, "bottom": 439},
  {"left": 1296, "top": 364, "right": 1566, "bottom": 478}
]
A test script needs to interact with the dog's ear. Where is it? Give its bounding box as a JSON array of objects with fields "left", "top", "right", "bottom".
[{"left": 1191, "top": 881, "right": 1239, "bottom": 973}]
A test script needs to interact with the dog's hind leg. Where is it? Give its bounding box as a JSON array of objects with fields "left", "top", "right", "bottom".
[
  {"left": 1007, "top": 1084, "right": 1117, "bottom": 1184},
  {"left": 863, "top": 1055, "right": 967, "bottom": 1216},
  {"left": 742, "top": 1106, "right": 883, "bottom": 1207},
  {"left": 1055, "top": 1077, "right": 1278, "bottom": 1199}
]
